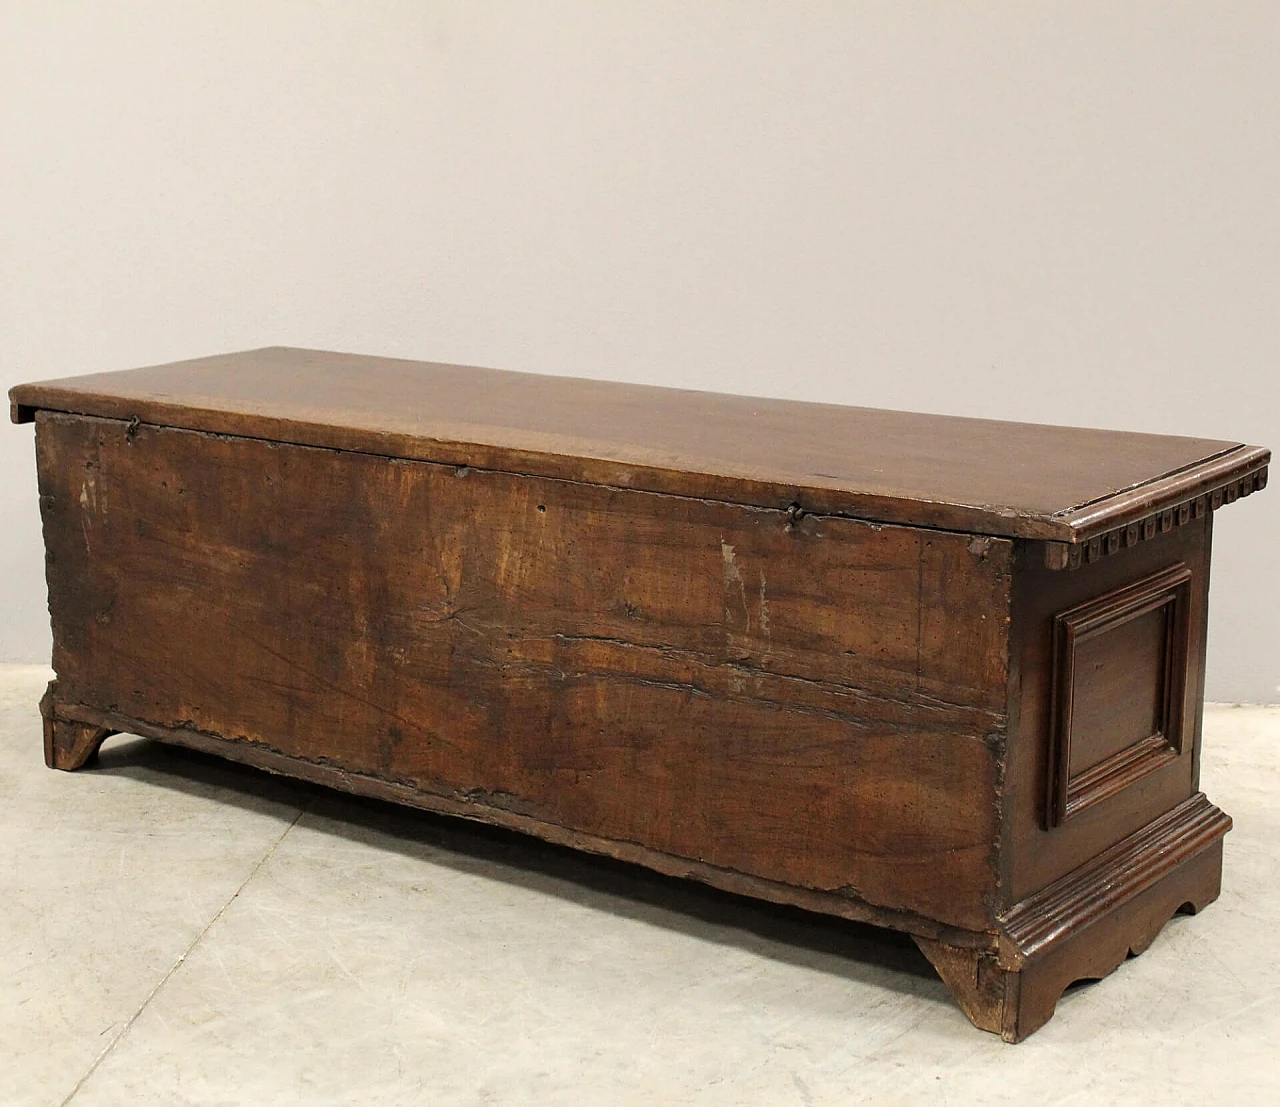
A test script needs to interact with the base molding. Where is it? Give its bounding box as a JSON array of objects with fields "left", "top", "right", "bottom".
[
  {"left": 916, "top": 793, "right": 1230, "bottom": 1041},
  {"left": 37, "top": 690, "right": 1231, "bottom": 1042}
]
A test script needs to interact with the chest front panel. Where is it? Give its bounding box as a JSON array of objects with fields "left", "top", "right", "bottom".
[{"left": 37, "top": 412, "right": 1013, "bottom": 931}]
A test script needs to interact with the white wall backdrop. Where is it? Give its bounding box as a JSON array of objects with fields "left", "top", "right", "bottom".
[{"left": 2, "top": 3, "right": 1276, "bottom": 700}]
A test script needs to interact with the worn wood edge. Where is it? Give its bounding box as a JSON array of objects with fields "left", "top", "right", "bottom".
[
  {"left": 47, "top": 698, "right": 997, "bottom": 949},
  {"left": 916, "top": 793, "right": 1229, "bottom": 1041},
  {"left": 912, "top": 934, "right": 1020, "bottom": 1038},
  {"left": 10, "top": 393, "right": 35, "bottom": 424},
  {"left": 14, "top": 392, "right": 1106, "bottom": 543},
  {"left": 40, "top": 680, "right": 116, "bottom": 770},
  {"left": 38, "top": 680, "right": 56, "bottom": 765},
  {"left": 31, "top": 410, "right": 1040, "bottom": 560},
  {"left": 1044, "top": 445, "right": 1270, "bottom": 567}
]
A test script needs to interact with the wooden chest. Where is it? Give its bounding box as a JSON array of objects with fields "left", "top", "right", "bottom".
[{"left": 10, "top": 348, "right": 1269, "bottom": 1040}]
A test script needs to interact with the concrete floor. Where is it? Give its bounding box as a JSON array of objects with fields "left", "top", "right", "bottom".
[{"left": 2, "top": 664, "right": 1277, "bottom": 1106}]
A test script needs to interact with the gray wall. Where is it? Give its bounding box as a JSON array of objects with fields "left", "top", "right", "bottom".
[{"left": 2, "top": 3, "right": 1275, "bottom": 700}]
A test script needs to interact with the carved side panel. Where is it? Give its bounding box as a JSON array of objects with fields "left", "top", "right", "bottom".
[
  {"left": 1046, "top": 565, "right": 1193, "bottom": 827},
  {"left": 1004, "top": 516, "right": 1210, "bottom": 906}
]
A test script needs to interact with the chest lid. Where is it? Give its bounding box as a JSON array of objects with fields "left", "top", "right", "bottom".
[{"left": 10, "top": 346, "right": 1268, "bottom": 544}]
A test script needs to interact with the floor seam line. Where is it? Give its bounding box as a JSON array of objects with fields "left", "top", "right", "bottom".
[{"left": 58, "top": 800, "right": 313, "bottom": 1107}]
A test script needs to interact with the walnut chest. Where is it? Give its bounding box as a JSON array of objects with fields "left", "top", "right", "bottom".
[{"left": 10, "top": 348, "right": 1270, "bottom": 1040}]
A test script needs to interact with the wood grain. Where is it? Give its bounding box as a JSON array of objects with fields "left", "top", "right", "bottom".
[
  {"left": 10, "top": 346, "right": 1269, "bottom": 542},
  {"left": 36, "top": 411, "right": 1012, "bottom": 931}
]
